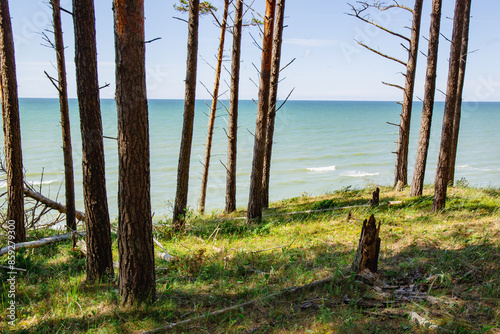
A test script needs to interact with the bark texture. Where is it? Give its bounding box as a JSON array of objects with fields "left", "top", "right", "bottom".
[
  {"left": 262, "top": 0, "right": 286, "bottom": 209},
  {"left": 72, "top": 0, "right": 113, "bottom": 281},
  {"left": 246, "top": 0, "right": 276, "bottom": 221},
  {"left": 199, "top": 0, "right": 229, "bottom": 214},
  {"left": 0, "top": 0, "right": 25, "bottom": 243},
  {"left": 410, "top": 0, "right": 443, "bottom": 197},
  {"left": 394, "top": 0, "right": 423, "bottom": 189},
  {"left": 114, "top": 0, "right": 156, "bottom": 305},
  {"left": 225, "top": 0, "right": 243, "bottom": 214},
  {"left": 448, "top": 0, "right": 472, "bottom": 185},
  {"left": 173, "top": 0, "right": 199, "bottom": 228},
  {"left": 351, "top": 215, "right": 381, "bottom": 273},
  {"left": 51, "top": 0, "right": 76, "bottom": 232},
  {"left": 432, "top": 0, "right": 467, "bottom": 212}
]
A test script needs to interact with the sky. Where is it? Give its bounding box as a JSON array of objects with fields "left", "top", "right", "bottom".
[{"left": 9, "top": 0, "right": 500, "bottom": 101}]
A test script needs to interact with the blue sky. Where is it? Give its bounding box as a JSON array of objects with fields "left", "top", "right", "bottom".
[{"left": 9, "top": 0, "right": 500, "bottom": 101}]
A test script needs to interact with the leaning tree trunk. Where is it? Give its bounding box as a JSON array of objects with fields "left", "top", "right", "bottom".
[
  {"left": 410, "top": 0, "right": 443, "bottom": 197},
  {"left": 225, "top": 0, "right": 244, "bottom": 214},
  {"left": 50, "top": 0, "right": 76, "bottom": 232},
  {"left": 199, "top": 0, "right": 229, "bottom": 214},
  {"left": 114, "top": 0, "right": 156, "bottom": 305},
  {"left": 0, "top": 0, "right": 25, "bottom": 243},
  {"left": 262, "top": 0, "right": 286, "bottom": 209},
  {"left": 394, "top": 0, "right": 423, "bottom": 190},
  {"left": 448, "top": 0, "right": 472, "bottom": 185},
  {"left": 72, "top": 0, "right": 113, "bottom": 281},
  {"left": 246, "top": 0, "right": 276, "bottom": 221},
  {"left": 432, "top": 0, "right": 467, "bottom": 212},
  {"left": 173, "top": 0, "right": 199, "bottom": 229}
]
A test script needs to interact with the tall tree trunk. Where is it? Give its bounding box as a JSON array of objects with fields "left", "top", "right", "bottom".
[
  {"left": 394, "top": 0, "right": 423, "bottom": 190},
  {"left": 432, "top": 0, "right": 467, "bottom": 212},
  {"left": 409, "top": 0, "right": 443, "bottom": 197},
  {"left": 72, "top": 0, "right": 113, "bottom": 281},
  {"left": 448, "top": 0, "right": 472, "bottom": 185},
  {"left": 199, "top": 0, "right": 229, "bottom": 215},
  {"left": 114, "top": 0, "right": 156, "bottom": 305},
  {"left": 0, "top": 0, "right": 25, "bottom": 243},
  {"left": 225, "top": 0, "right": 243, "bottom": 214},
  {"left": 246, "top": 0, "right": 276, "bottom": 221},
  {"left": 173, "top": 0, "right": 199, "bottom": 229},
  {"left": 262, "top": 0, "right": 286, "bottom": 209},
  {"left": 50, "top": 0, "right": 76, "bottom": 233}
]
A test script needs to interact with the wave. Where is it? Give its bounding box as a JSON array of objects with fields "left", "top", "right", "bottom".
[
  {"left": 457, "top": 165, "right": 500, "bottom": 172},
  {"left": 340, "top": 171, "right": 380, "bottom": 178},
  {"left": 307, "top": 165, "right": 336, "bottom": 172},
  {"left": 0, "top": 179, "right": 59, "bottom": 189}
]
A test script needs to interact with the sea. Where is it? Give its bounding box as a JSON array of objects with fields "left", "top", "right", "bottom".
[{"left": 2, "top": 99, "right": 499, "bottom": 221}]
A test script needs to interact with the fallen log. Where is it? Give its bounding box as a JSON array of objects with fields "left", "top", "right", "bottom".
[
  {"left": 0, "top": 231, "right": 85, "bottom": 256},
  {"left": 24, "top": 188, "right": 85, "bottom": 221}
]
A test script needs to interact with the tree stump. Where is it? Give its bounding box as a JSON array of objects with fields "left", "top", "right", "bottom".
[
  {"left": 369, "top": 187, "right": 380, "bottom": 207},
  {"left": 351, "top": 215, "right": 381, "bottom": 273}
]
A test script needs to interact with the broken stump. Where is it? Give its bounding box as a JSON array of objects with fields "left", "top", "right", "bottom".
[
  {"left": 351, "top": 215, "right": 381, "bottom": 273},
  {"left": 369, "top": 187, "right": 380, "bottom": 207}
]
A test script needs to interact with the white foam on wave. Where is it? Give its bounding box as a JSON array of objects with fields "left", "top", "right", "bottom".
[
  {"left": 456, "top": 165, "right": 500, "bottom": 172},
  {"left": 0, "top": 179, "right": 59, "bottom": 189},
  {"left": 340, "top": 171, "right": 380, "bottom": 178},
  {"left": 307, "top": 165, "right": 336, "bottom": 172}
]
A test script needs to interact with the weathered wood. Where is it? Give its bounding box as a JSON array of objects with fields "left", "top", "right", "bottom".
[
  {"left": 352, "top": 215, "right": 381, "bottom": 273},
  {"left": 24, "top": 188, "right": 85, "bottom": 221},
  {"left": 0, "top": 231, "right": 85, "bottom": 256},
  {"left": 369, "top": 187, "right": 380, "bottom": 207}
]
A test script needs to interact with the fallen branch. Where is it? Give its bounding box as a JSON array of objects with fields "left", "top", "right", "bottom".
[
  {"left": 0, "top": 265, "right": 27, "bottom": 271},
  {"left": 0, "top": 231, "right": 85, "bottom": 256},
  {"left": 24, "top": 187, "right": 85, "bottom": 221}
]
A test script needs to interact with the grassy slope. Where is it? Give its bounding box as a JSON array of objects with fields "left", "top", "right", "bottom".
[{"left": 1, "top": 185, "right": 499, "bottom": 333}]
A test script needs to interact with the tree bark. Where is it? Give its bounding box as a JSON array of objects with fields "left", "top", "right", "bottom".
[
  {"left": 262, "top": 0, "right": 286, "bottom": 209},
  {"left": 448, "top": 0, "right": 472, "bottom": 185},
  {"left": 72, "top": 0, "right": 113, "bottom": 281},
  {"left": 0, "top": 0, "right": 25, "bottom": 243},
  {"left": 173, "top": 0, "right": 199, "bottom": 228},
  {"left": 225, "top": 0, "right": 244, "bottom": 214},
  {"left": 410, "top": 0, "right": 443, "bottom": 197},
  {"left": 246, "top": 0, "right": 276, "bottom": 221},
  {"left": 351, "top": 215, "right": 381, "bottom": 273},
  {"left": 114, "top": 0, "right": 156, "bottom": 305},
  {"left": 394, "top": 0, "right": 423, "bottom": 190},
  {"left": 50, "top": 0, "right": 76, "bottom": 233},
  {"left": 199, "top": 0, "right": 229, "bottom": 214},
  {"left": 432, "top": 0, "right": 467, "bottom": 212}
]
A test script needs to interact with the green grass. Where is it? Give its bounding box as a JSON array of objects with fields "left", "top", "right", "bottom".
[{"left": 1, "top": 185, "right": 499, "bottom": 333}]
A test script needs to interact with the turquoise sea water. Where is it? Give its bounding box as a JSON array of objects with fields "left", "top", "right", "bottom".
[{"left": 2, "top": 99, "right": 499, "bottom": 221}]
